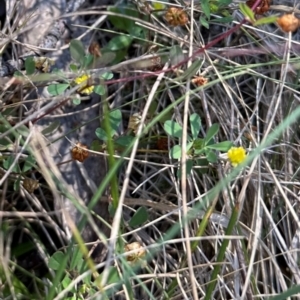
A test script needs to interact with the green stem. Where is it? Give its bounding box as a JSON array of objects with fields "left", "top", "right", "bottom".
[
  {"left": 102, "top": 93, "right": 119, "bottom": 210},
  {"left": 191, "top": 196, "right": 218, "bottom": 252},
  {"left": 204, "top": 202, "right": 240, "bottom": 300}
]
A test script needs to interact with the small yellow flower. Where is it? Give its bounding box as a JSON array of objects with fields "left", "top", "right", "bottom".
[
  {"left": 152, "top": 1, "right": 166, "bottom": 10},
  {"left": 227, "top": 147, "right": 247, "bottom": 167},
  {"left": 74, "top": 74, "right": 94, "bottom": 95}
]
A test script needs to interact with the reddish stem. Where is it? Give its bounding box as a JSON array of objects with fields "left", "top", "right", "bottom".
[
  {"left": 32, "top": 1, "right": 263, "bottom": 121},
  {"left": 105, "top": 0, "right": 263, "bottom": 85}
]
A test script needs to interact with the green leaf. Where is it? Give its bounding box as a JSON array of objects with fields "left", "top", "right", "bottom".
[
  {"left": 41, "top": 121, "right": 60, "bottom": 136},
  {"left": 22, "top": 155, "right": 35, "bottom": 173},
  {"left": 164, "top": 120, "right": 183, "bottom": 138},
  {"left": 1, "top": 107, "right": 14, "bottom": 117},
  {"left": 158, "top": 110, "right": 173, "bottom": 124},
  {"left": 109, "top": 202, "right": 116, "bottom": 217},
  {"left": 109, "top": 109, "right": 122, "bottom": 133},
  {"left": 91, "top": 140, "right": 103, "bottom": 152},
  {"left": 51, "top": 69, "right": 69, "bottom": 83},
  {"left": 108, "top": 5, "right": 141, "bottom": 34},
  {"left": 206, "top": 141, "right": 233, "bottom": 151},
  {"left": 107, "top": 35, "right": 134, "bottom": 51},
  {"left": 181, "top": 59, "right": 203, "bottom": 80},
  {"left": 95, "top": 127, "right": 108, "bottom": 141},
  {"left": 72, "top": 97, "right": 81, "bottom": 105},
  {"left": 11, "top": 241, "right": 35, "bottom": 257},
  {"left": 48, "top": 251, "right": 65, "bottom": 270},
  {"left": 186, "top": 160, "right": 193, "bottom": 175},
  {"left": 201, "top": 0, "right": 210, "bottom": 19},
  {"left": 70, "top": 246, "right": 84, "bottom": 270},
  {"left": 48, "top": 84, "right": 69, "bottom": 96},
  {"left": 115, "top": 136, "right": 134, "bottom": 147},
  {"left": 187, "top": 141, "right": 194, "bottom": 152},
  {"left": 194, "top": 148, "right": 205, "bottom": 155},
  {"left": 129, "top": 207, "right": 148, "bottom": 227},
  {"left": 94, "top": 85, "right": 106, "bottom": 96},
  {"left": 270, "top": 285, "right": 300, "bottom": 300},
  {"left": 190, "top": 113, "right": 201, "bottom": 140},
  {"left": 0, "top": 139, "right": 11, "bottom": 151},
  {"left": 25, "top": 57, "right": 35, "bottom": 75},
  {"left": 239, "top": 3, "right": 255, "bottom": 23},
  {"left": 105, "top": 266, "right": 121, "bottom": 284},
  {"left": 69, "top": 40, "right": 86, "bottom": 66},
  {"left": 193, "top": 138, "right": 205, "bottom": 150},
  {"left": 83, "top": 54, "right": 94, "bottom": 69},
  {"left": 148, "top": 100, "right": 158, "bottom": 118},
  {"left": 16, "top": 125, "right": 30, "bottom": 137},
  {"left": 2, "top": 272, "right": 29, "bottom": 296},
  {"left": 204, "top": 124, "right": 219, "bottom": 144},
  {"left": 13, "top": 176, "right": 21, "bottom": 191},
  {"left": 82, "top": 273, "right": 92, "bottom": 285},
  {"left": 206, "top": 150, "right": 217, "bottom": 163},
  {"left": 14, "top": 71, "right": 23, "bottom": 77},
  {"left": 105, "top": 48, "right": 128, "bottom": 65},
  {"left": 69, "top": 64, "right": 78, "bottom": 73},
  {"left": 253, "top": 15, "right": 277, "bottom": 26},
  {"left": 219, "top": 0, "right": 232, "bottom": 5},
  {"left": 62, "top": 275, "right": 76, "bottom": 292},
  {"left": 199, "top": 16, "right": 209, "bottom": 29},
  {"left": 3, "top": 155, "right": 19, "bottom": 172},
  {"left": 100, "top": 71, "right": 114, "bottom": 80},
  {"left": 170, "top": 145, "right": 182, "bottom": 159},
  {"left": 92, "top": 52, "right": 116, "bottom": 68}
]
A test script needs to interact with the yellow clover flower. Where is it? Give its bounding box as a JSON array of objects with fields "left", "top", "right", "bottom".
[
  {"left": 74, "top": 74, "right": 94, "bottom": 95},
  {"left": 227, "top": 146, "right": 247, "bottom": 167}
]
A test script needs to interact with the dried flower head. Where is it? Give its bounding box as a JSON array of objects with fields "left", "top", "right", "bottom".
[
  {"left": 246, "top": 0, "right": 270, "bottom": 15},
  {"left": 88, "top": 41, "right": 102, "bottom": 58},
  {"left": 149, "top": 56, "right": 162, "bottom": 71},
  {"left": 192, "top": 76, "right": 208, "bottom": 86},
  {"left": 124, "top": 242, "right": 146, "bottom": 263},
  {"left": 165, "top": 7, "right": 188, "bottom": 26},
  {"left": 277, "top": 14, "right": 300, "bottom": 33},
  {"left": 33, "top": 57, "right": 55, "bottom": 73},
  {"left": 23, "top": 178, "right": 39, "bottom": 193},
  {"left": 74, "top": 74, "right": 94, "bottom": 95},
  {"left": 156, "top": 137, "right": 169, "bottom": 151},
  {"left": 227, "top": 147, "right": 247, "bottom": 167},
  {"left": 71, "top": 142, "right": 89, "bottom": 162},
  {"left": 128, "top": 112, "right": 147, "bottom": 135}
]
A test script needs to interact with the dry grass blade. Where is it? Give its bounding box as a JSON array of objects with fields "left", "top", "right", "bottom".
[{"left": 1, "top": 0, "right": 300, "bottom": 299}]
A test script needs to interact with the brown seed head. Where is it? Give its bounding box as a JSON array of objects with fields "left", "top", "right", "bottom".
[
  {"left": 71, "top": 142, "right": 89, "bottom": 162},
  {"left": 277, "top": 14, "right": 300, "bottom": 33},
  {"left": 165, "top": 7, "right": 188, "bottom": 26},
  {"left": 124, "top": 242, "right": 146, "bottom": 262},
  {"left": 192, "top": 76, "right": 208, "bottom": 86},
  {"left": 88, "top": 41, "right": 102, "bottom": 58},
  {"left": 156, "top": 137, "right": 169, "bottom": 151},
  {"left": 23, "top": 178, "right": 40, "bottom": 193},
  {"left": 246, "top": 0, "right": 271, "bottom": 15},
  {"left": 128, "top": 113, "right": 143, "bottom": 135},
  {"left": 149, "top": 56, "right": 162, "bottom": 71}
]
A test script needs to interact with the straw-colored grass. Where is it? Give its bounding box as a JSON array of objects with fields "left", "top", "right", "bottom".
[{"left": 1, "top": 0, "right": 300, "bottom": 299}]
